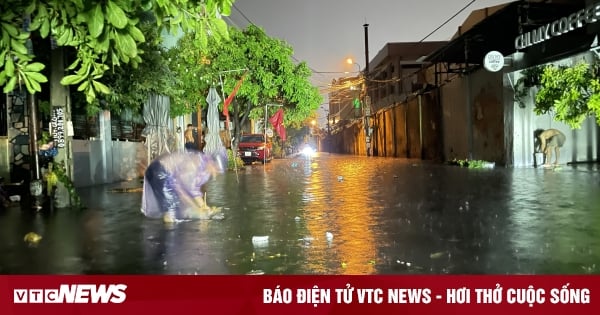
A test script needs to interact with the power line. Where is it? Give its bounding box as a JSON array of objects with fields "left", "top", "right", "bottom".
[
  {"left": 418, "top": 0, "right": 476, "bottom": 43},
  {"left": 231, "top": 4, "right": 328, "bottom": 78}
]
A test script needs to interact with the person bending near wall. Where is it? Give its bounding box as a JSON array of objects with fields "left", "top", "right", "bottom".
[
  {"left": 536, "top": 128, "right": 566, "bottom": 167},
  {"left": 184, "top": 124, "right": 195, "bottom": 151}
]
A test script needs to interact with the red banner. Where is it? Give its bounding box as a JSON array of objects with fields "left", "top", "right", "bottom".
[
  {"left": 269, "top": 108, "right": 286, "bottom": 141},
  {"left": 0, "top": 275, "right": 597, "bottom": 315}
]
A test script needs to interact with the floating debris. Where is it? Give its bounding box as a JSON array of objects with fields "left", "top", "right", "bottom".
[
  {"left": 325, "top": 232, "right": 334, "bottom": 241},
  {"left": 337, "top": 176, "right": 344, "bottom": 182},
  {"left": 429, "top": 251, "right": 447, "bottom": 259},
  {"left": 294, "top": 216, "right": 301, "bottom": 222},
  {"left": 252, "top": 236, "right": 269, "bottom": 247},
  {"left": 108, "top": 187, "right": 143, "bottom": 193},
  {"left": 246, "top": 270, "right": 265, "bottom": 275},
  {"left": 9, "top": 195, "right": 20, "bottom": 202},
  {"left": 24, "top": 232, "right": 42, "bottom": 245}
]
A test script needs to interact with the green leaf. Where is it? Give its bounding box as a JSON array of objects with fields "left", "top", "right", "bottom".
[
  {"left": 25, "top": 1, "right": 37, "bottom": 14},
  {"left": 113, "top": 32, "right": 137, "bottom": 58},
  {"left": 106, "top": 0, "right": 128, "bottom": 29},
  {"left": 29, "top": 76, "right": 42, "bottom": 92},
  {"left": 56, "top": 28, "right": 73, "bottom": 46},
  {"left": 10, "top": 38, "right": 28, "bottom": 55},
  {"left": 5, "top": 57, "right": 15, "bottom": 76},
  {"left": 66, "top": 58, "right": 80, "bottom": 71},
  {"left": 77, "top": 79, "right": 89, "bottom": 91},
  {"left": 128, "top": 25, "right": 145, "bottom": 42},
  {"left": 22, "top": 75, "right": 35, "bottom": 94},
  {"left": 1, "top": 22, "right": 19, "bottom": 37},
  {"left": 60, "top": 74, "right": 85, "bottom": 85},
  {"left": 24, "top": 62, "right": 46, "bottom": 72},
  {"left": 92, "top": 80, "right": 110, "bottom": 94},
  {"left": 3, "top": 76, "right": 17, "bottom": 93},
  {"left": 85, "top": 84, "right": 96, "bottom": 103},
  {"left": 212, "top": 18, "right": 229, "bottom": 40},
  {"left": 96, "top": 31, "right": 110, "bottom": 52},
  {"left": 0, "top": 49, "right": 6, "bottom": 67},
  {"left": 39, "top": 19, "right": 49, "bottom": 37},
  {"left": 88, "top": 4, "right": 104, "bottom": 38},
  {"left": 25, "top": 71, "right": 48, "bottom": 83},
  {"left": 0, "top": 71, "right": 6, "bottom": 85}
]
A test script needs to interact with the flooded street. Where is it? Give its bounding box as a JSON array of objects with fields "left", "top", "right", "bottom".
[{"left": 0, "top": 153, "right": 598, "bottom": 275}]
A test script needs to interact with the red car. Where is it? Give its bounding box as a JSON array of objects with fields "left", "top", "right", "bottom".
[{"left": 238, "top": 134, "right": 272, "bottom": 164}]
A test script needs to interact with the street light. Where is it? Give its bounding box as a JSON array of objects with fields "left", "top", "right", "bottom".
[
  {"left": 346, "top": 58, "right": 361, "bottom": 74},
  {"left": 346, "top": 57, "right": 370, "bottom": 156}
]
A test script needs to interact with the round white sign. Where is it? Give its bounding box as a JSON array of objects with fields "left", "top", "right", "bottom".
[
  {"left": 483, "top": 51, "right": 504, "bottom": 72},
  {"left": 266, "top": 128, "right": 274, "bottom": 137}
]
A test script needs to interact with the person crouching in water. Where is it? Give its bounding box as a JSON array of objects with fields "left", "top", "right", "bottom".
[
  {"left": 141, "top": 150, "right": 227, "bottom": 222},
  {"left": 536, "top": 128, "right": 566, "bottom": 167}
]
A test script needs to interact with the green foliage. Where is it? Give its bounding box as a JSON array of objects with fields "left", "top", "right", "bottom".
[
  {"left": 167, "top": 24, "right": 322, "bottom": 128},
  {"left": 226, "top": 148, "right": 244, "bottom": 170},
  {"left": 514, "top": 65, "right": 544, "bottom": 107},
  {"left": 52, "top": 160, "right": 83, "bottom": 208},
  {"left": 0, "top": 0, "right": 233, "bottom": 112},
  {"left": 535, "top": 61, "right": 600, "bottom": 129},
  {"left": 95, "top": 20, "right": 180, "bottom": 116},
  {"left": 450, "top": 159, "right": 493, "bottom": 169}
]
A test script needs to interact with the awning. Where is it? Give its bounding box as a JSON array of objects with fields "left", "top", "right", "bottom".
[{"left": 425, "top": 0, "right": 587, "bottom": 66}]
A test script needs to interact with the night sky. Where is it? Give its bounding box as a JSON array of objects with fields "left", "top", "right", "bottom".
[{"left": 226, "top": 0, "right": 511, "bottom": 91}]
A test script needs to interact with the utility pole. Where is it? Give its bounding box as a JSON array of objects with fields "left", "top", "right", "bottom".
[
  {"left": 363, "top": 23, "right": 371, "bottom": 157},
  {"left": 326, "top": 113, "right": 331, "bottom": 153}
]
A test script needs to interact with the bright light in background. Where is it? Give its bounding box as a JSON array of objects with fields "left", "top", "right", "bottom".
[{"left": 301, "top": 145, "right": 316, "bottom": 157}]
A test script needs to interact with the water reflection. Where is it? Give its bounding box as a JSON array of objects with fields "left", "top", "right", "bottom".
[{"left": 0, "top": 155, "right": 598, "bottom": 275}]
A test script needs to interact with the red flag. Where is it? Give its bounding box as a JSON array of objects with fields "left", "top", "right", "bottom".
[
  {"left": 223, "top": 73, "right": 246, "bottom": 129},
  {"left": 268, "top": 108, "right": 286, "bottom": 141}
]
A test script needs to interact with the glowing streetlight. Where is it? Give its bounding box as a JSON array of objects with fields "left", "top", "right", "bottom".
[{"left": 346, "top": 58, "right": 361, "bottom": 74}]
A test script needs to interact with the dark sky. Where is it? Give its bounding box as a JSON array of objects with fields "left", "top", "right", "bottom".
[{"left": 226, "top": 0, "right": 511, "bottom": 92}]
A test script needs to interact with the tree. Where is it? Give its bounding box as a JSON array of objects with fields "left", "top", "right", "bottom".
[
  {"left": 535, "top": 61, "right": 600, "bottom": 129},
  {"left": 90, "top": 17, "right": 179, "bottom": 116},
  {"left": 167, "top": 25, "right": 322, "bottom": 146},
  {"left": 0, "top": 0, "right": 233, "bottom": 111}
]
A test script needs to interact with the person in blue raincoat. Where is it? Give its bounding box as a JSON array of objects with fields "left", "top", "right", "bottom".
[{"left": 141, "top": 149, "right": 227, "bottom": 222}]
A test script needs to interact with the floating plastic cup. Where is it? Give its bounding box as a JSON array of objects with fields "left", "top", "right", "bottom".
[{"left": 252, "top": 236, "right": 269, "bottom": 247}]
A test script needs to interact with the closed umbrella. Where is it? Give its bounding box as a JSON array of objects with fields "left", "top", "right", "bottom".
[
  {"left": 203, "top": 87, "right": 225, "bottom": 156},
  {"left": 142, "top": 94, "right": 175, "bottom": 163}
]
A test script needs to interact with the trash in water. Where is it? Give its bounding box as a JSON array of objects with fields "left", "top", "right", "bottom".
[
  {"left": 294, "top": 216, "right": 301, "bottom": 221},
  {"left": 9, "top": 195, "right": 20, "bottom": 202},
  {"left": 337, "top": 176, "right": 344, "bottom": 182},
  {"left": 325, "top": 232, "right": 334, "bottom": 241},
  {"left": 23, "top": 232, "right": 42, "bottom": 245},
  {"left": 299, "top": 236, "right": 314, "bottom": 242},
  {"left": 252, "top": 236, "right": 269, "bottom": 247},
  {"left": 482, "top": 162, "right": 495, "bottom": 169},
  {"left": 429, "top": 251, "right": 447, "bottom": 259},
  {"left": 210, "top": 212, "right": 226, "bottom": 220},
  {"left": 246, "top": 270, "right": 265, "bottom": 275}
]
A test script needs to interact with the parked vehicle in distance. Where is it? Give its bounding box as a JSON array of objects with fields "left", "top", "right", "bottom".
[{"left": 238, "top": 134, "right": 272, "bottom": 164}]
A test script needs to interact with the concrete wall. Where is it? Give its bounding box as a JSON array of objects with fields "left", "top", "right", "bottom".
[
  {"left": 72, "top": 139, "right": 147, "bottom": 187},
  {"left": 507, "top": 51, "right": 600, "bottom": 167},
  {"left": 440, "top": 68, "right": 505, "bottom": 164},
  {"left": 0, "top": 138, "right": 9, "bottom": 181}
]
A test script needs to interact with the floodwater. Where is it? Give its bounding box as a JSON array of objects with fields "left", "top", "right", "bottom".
[{"left": 0, "top": 153, "right": 599, "bottom": 275}]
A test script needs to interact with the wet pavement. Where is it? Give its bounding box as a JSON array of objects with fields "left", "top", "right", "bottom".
[{"left": 0, "top": 153, "right": 599, "bottom": 275}]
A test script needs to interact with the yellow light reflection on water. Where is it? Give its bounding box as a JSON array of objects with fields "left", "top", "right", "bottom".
[{"left": 301, "top": 159, "right": 378, "bottom": 274}]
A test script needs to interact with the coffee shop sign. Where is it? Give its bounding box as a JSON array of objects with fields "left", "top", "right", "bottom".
[{"left": 515, "top": 2, "right": 600, "bottom": 50}]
